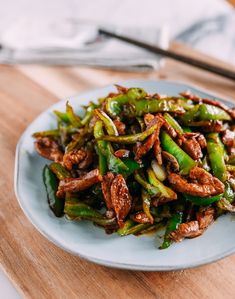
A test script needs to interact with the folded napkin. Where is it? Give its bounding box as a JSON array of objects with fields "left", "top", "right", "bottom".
[{"left": 0, "top": 19, "right": 169, "bottom": 71}]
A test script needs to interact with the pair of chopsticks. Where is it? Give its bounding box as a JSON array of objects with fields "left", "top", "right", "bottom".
[{"left": 99, "top": 29, "right": 235, "bottom": 81}]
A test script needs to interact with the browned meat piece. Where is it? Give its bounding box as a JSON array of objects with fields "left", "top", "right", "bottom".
[
  {"left": 77, "top": 149, "right": 93, "bottom": 169},
  {"left": 200, "top": 120, "right": 224, "bottom": 133},
  {"left": 168, "top": 166, "right": 224, "bottom": 197},
  {"left": 162, "top": 119, "right": 177, "bottom": 138},
  {"left": 177, "top": 132, "right": 206, "bottom": 160},
  {"left": 111, "top": 174, "right": 132, "bottom": 227},
  {"left": 105, "top": 210, "right": 116, "bottom": 219},
  {"left": 143, "top": 114, "right": 163, "bottom": 164},
  {"left": 63, "top": 148, "right": 92, "bottom": 170},
  {"left": 57, "top": 169, "right": 102, "bottom": 197},
  {"left": 222, "top": 129, "right": 235, "bottom": 155},
  {"left": 34, "top": 136, "right": 63, "bottom": 162},
  {"left": 113, "top": 118, "right": 126, "bottom": 135},
  {"left": 179, "top": 135, "right": 202, "bottom": 160},
  {"left": 154, "top": 138, "right": 162, "bottom": 165},
  {"left": 152, "top": 93, "right": 162, "bottom": 99},
  {"left": 188, "top": 120, "right": 224, "bottom": 133},
  {"left": 114, "top": 149, "right": 130, "bottom": 158},
  {"left": 180, "top": 91, "right": 235, "bottom": 119},
  {"left": 170, "top": 221, "right": 202, "bottom": 242},
  {"left": 197, "top": 133, "right": 207, "bottom": 148},
  {"left": 131, "top": 212, "right": 152, "bottom": 224},
  {"left": 134, "top": 114, "right": 164, "bottom": 161},
  {"left": 196, "top": 207, "right": 215, "bottom": 229},
  {"left": 114, "top": 84, "right": 129, "bottom": 94},
  {"left": 180, "top": 91, "right": 201, "bottom": 102},
  {"left": 162, "top": 151, "right": 180, "bottom": 173},
  {"left": 101, "top": 172, "right": 114, "bottom": 211},
  {"left": 170, "top": 207, "right": 215, "bottom": 243},
  {"left": 134, "top": 132, "right": 158, "bottom": 161},
  {"left": 144, "top": 113, "right": 155, "bottom": 126}
]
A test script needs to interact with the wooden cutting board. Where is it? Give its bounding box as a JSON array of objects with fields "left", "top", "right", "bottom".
[{"left": 1, "top": 42, "right": 235, "bottom": 299}]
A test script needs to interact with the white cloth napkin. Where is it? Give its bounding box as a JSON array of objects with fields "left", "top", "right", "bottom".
[{"left": 0, "top": 19, "right": 169, "bottom": 71}]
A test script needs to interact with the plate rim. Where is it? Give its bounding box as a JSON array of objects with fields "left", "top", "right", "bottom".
[{"left": 14, "top": 79, "right": 235, "bottom": 271}]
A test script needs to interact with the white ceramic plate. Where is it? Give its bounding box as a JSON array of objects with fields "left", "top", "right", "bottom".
[{"left": 15, "top": 80, "right": 235, "bottom": 271}]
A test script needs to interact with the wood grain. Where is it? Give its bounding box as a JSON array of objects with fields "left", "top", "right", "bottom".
[{"left": 1, "top": 43, "right": 235, "bottom": 299}]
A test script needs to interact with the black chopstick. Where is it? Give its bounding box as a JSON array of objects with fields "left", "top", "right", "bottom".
[{"left": 99, "top": 28, "right": 235, "bottom": 81}]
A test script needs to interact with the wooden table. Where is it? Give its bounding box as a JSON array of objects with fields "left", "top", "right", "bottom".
[{"left": 1, "top": 43, "right": 235, "bottom": 299}]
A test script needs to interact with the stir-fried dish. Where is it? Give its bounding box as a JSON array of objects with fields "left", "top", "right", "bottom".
[{"left": 33, "top": 85, "right": 235, "bottom": 249}]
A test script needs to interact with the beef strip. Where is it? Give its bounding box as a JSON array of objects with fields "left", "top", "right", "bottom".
[
  {"left": 134, "top": 114, "right": 164, "bottom": 161},
  {"left": 113, "top": 118, "right": 126, "bottom": 135},
  {"left": 63, "top": 148, "right": 92, "bottom": 170},
  {"left": 222, "top": 129, "right": 235, "bottom": 155},
  {"left": 168, "top": 166, "right": 224, "bottom": 197},
  {"left": 162, "top": 151, "right": 180, "bottom": 173},
  {"left": 114, "top": 84, "right": 129, "bottom": 94},
  {"left": 114, "top": 149, "right": 130, "bottom": 158},
  {"left": 101, "top": 172, "right": 114, "bottom": 211},
  {"left": 111, "top": 174, "right": 132, "bottom": 227},
  {"left": 196, "top": 207, "right": 215, "bottom": 229},
  {"left": 177, "top": 132, "right": 207, "bottom": 160},
  {"left": 57, "top": 169, "right": 102, "bottom": 197},
  {"left": 170, "top": 207, "right": 215, "bottom": 242},
  {"left": 34, "top": 136, "right": 63, "bottom": 162},
  {"left": 169, "top": 221, "right": 202, "bottom": 242}
]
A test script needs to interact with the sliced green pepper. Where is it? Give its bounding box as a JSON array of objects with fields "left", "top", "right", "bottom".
[
  {"left": 117, "top": 219, "right": 135, "bottom": 236},
  {"left": 106, "top": 92, "right": 186, "bottom": 118},
  {"left": 163, "top": 113, "right": 183, "bottom": 134},
  {"left": 134, "top": 222, "right": 165, "bottom": 236},
  {"left": 181, "top": 104, "right": 231, "bottom": 123},
  {"left": 54, "top": 110, "right": 70, "bottom": 124},
  {"left": 223, "top": 182, "right": 235, "bottom": 203},
  {"left": 136, "top": 117, "right": 145, "bottom": 132},
  {"left": 147, "top": 168, "right": 176, "bottom": 199},
  {"left": 160, "top": 131, "right": 196, "bottom": 175},
  {"left": 32, "top": 129, "right": 60, "bottom": 138},
  {"left": 133, "top": 98, "right": 184, "bottom": 116},
  {"left": 106, "top": 143, "right": 129, "bottom": 175},
  {"left": 117, "top": 221, "right": 151, "bottom": 236},
  {"left": 94, "top": 121, "right": 108, "bottom": 175},
  {"left": 106, "top": 94, "right": 129, "bottom": 118},
  {"left": 127, "top": 87, "right": 147, "bottom": 100},
  {"left": 43, "top": 165, "right": 64, "bottom": 217},
  {"left": 199, "top": 104, "right": 231, "bottom": 121},
  {"left": 66, "top": 101, "right": 82, "bottom": 128},
  {"left": 49, "top": 162, "right": 71, "bottom": 180},
  {"left": 207, "top": 133, "right": 228, "bottom": 182},
  {"left": 98, "top": 123, "right": 158, "bottom": 144},
  {"left": 160, "top": 212, "right": 183, "bottom": 249},
  {"left": 81, "top": 102, "right": 97, "bottom": 126},
  {"left": 184, "top": 193, "right": 223, "bottom": 206},
  {"left": 95, "top": 109, "right": 119, "bottom": 136},
  {"left": 64, "top": 202, "right": 116, "bottom": 227},
  {"left": 122, "top": 158, "right": 140, "bottom": 176},
  {"left": 134, "top": 170, "right": 159, "bottom": 196}
]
